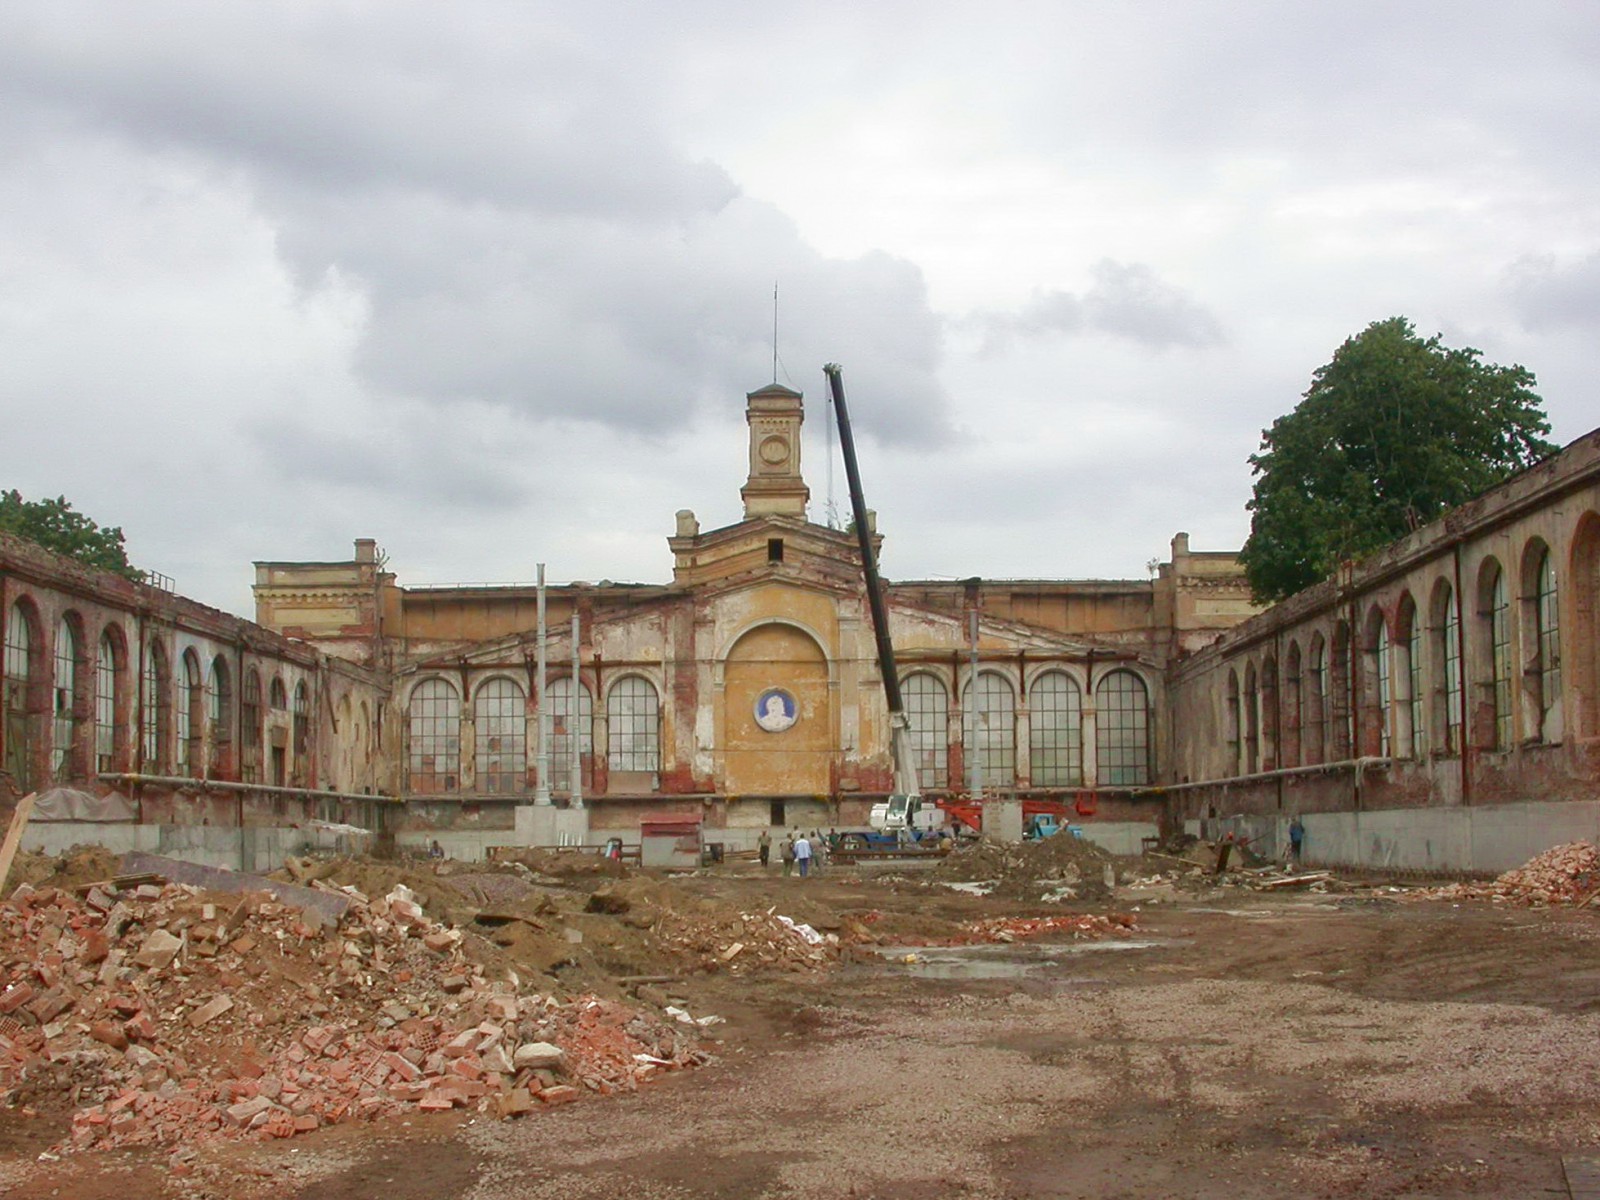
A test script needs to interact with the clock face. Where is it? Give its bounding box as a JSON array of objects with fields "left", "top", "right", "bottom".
[{"left": 758, "top": 435, "right": 789, "bottom": 466}]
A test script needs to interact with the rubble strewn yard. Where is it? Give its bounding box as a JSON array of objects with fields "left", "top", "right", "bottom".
[{"left": 6, "top": 837, "right": 1600, "bottom": 1199}]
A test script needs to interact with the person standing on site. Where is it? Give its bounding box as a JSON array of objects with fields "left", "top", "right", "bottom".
[
  {"left": 1288, "top": 816, "right": 1305, "bottom": 868},
  {"left": 809, "top": 829, "right": 825, "bottom": 875},
  {"left": 794, "top": 832, "right": 813, "bottom": 879},
  {"left": 758, "top": 829, "right": 772, "bottom": 869},
  {"left": 781, "top": 832, "right": 795, "bottom": 877}
]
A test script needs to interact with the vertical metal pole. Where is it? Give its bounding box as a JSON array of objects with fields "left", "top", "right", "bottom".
[
  {"left": 570, "top": 611, "right": 583, "bottom": 809},
  {"left": 535, "top": 564, "right": 551, "bottom": 805},
  {"left": 968, "top": 609, "right": 981, "bottom": 797}
]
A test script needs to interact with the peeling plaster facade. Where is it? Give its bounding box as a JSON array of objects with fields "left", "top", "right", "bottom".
[
  {"left": 1166, "top": 427, "right": 1600, "bottom": 856},
  {"left": 253, "top": 383, "right": 1259, "bottom": 836},
  {"left": 0, "top": 531, "right": 389, "bottom": 840}
]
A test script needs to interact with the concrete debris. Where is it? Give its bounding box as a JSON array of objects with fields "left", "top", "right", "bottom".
[
  {"left": 0, "top": 871, "right": 711, "bottom": 1157},
  {"left": 1418, "top": 841, "right": 1600, "bottom": 907},
  {"left": 928, "top": 834, "right": 1120, "bottom": 902}
]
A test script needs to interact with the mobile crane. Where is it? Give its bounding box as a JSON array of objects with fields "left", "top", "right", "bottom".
[{"left": 823, "top": 364, "right": 937, "bottom": 841}]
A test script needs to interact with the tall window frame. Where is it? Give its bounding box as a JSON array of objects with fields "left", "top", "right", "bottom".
[
  {"left": 1435, "top": 581, "right": 1464, "bottom": 755},
  {"left": 903, "top": 672, "right": 950, "bottom": 790},
  {"left": 4, "top": 600, "right": 40, "bottom": 790},
  {"left": 208, "top": 656, "right": 232, "bottom": 776},
  {"left": 292, "top": 681, "right": 310, "bottom": 783},
  {"left": 1225, "top": 670, "right": 1242, "bottom": 774},
  {"left": 1399, "top": 594, "right": 1423, "bottom": 758},
  {"left": 96, "top": 628, "right": 122, "bottom": 774},
  {"left": 52, "top": 614, "right": 84, "bottom": 779},
  {"left": 177, "top": 649, "right": 202, "bottom": 777},
  {"left": 1483, "top": 561, "right": 1512, "bottom": 750},
  {"left": 963, "top": 670, "right": 1016, "bottom": 790},
  {"left": 1330, "top": 621, "right": 1353, "bottom": 759},
  {"left": 546, "top": 675, "right": 594, "bottom": 794},
  {"left": 1095, "top": 669, "right": 1150, "bottom": 786},
  {"left": 607, "top": 676, "right": 661, "bottom": 774},
  {"left": 142, "top": 640, "right": 170, "bottom": 772},
  {"left": 1028, "top": 670, "right": 1081, "bottom": 787},
  {"left": 240, "top": 668, "right": 263, "bottom": 783},
  {"left": 1527, "top": 545, "right": 1561, "bottom": 740},
  {"left": 1306, "top": 635, "right": 1327, "bottom": 765},
  {"left": 1283, "top": 641, "right": 1303, "bottom": 769},
  {"left": 407, "top": 677, "right": 460, "bottom": 794},
  {"left": 474, "top": 676, "right": 527, "bottom": 794},
  {"left": 1374, "top": 620, "right": 1391, "bottom": 757}
]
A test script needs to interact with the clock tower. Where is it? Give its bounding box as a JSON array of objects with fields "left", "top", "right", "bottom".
[{"left": 740, "top": 383, "right": 810, "bottom": 520}]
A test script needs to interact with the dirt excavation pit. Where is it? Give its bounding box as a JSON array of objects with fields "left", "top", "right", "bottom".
[{"left": 8, "top": 841, "right": 1600, "bottom": 1198}]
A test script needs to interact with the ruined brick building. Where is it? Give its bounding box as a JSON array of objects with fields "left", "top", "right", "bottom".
[
  {"left": 252, "top": 383, "right": 1256, "bottom": 850},
  {"left": 5, "top": 380, "right": 1599, "bottom": 871}
]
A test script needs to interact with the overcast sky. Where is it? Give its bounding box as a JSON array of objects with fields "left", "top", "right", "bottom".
[{"left": 2, "top": 2, "right": 1597, "bottom": 616}]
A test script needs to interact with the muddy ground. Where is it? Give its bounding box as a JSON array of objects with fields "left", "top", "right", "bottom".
[{"left": 6, "top": 856, "right": 1600, "bottom": 1199}]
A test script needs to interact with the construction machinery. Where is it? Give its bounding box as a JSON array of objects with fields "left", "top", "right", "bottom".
[{"left": 823, "top": 364, "right": 937, "bottom": 842}]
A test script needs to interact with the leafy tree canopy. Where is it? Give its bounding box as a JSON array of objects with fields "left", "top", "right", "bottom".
[
  {"left": 1239, "top": 317, "right": 1556, "bottom": 603},
  {"left": 0, "top": 489, "right": 142, "bottom": 580}
]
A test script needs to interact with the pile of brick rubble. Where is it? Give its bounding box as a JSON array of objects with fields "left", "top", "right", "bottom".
[
  {"left": 0, "top": 875, "right": 714, "bottom": 1156},
  {"left": 1421, "top": 841, "right": 1600, "bottom": 907}
]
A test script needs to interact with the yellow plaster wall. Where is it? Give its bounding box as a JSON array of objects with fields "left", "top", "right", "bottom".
[{"left": 720, "top": 622, "right": 833, "bottom": 795}]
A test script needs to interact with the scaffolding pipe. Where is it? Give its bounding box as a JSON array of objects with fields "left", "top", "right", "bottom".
[
  {"left": 98, "top": 772, "right": 395, "bottom": 804},
  {"left": 535, "top": 564, "right": 551, "bottom": 805}
]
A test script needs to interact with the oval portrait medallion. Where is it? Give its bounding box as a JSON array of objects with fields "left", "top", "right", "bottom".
[{"left": 754, "top": 687, "right": 798, "bottom": 733}]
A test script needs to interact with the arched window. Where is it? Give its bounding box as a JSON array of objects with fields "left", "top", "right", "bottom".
[
  {"left": 1095, "top": 669, "right": 1150, "bottom": 786},
  {"left": 240, "top": 669, "right": 262, "bottom": 783},
  {"left": 474, "top": 677, "right": 526, "bottom": 794},
  {"left": 208, "top": 656, "right": 232, "bottom": 776},
  {"left": 546, "top": 675, "right": 594, "bottom": 794},
  {"left": 1028, "top": 670, "right": 1081, "bottom": 787},
  {"left": 1433, "top": 580, "right": 1464, "bottom": 754},
  {"left": 1330, "top": 621, "right": 1353, "bottom": 759},
  {"left": 1398, "top": 594, "right": 1422, "bottom": 758},
  {"left": 1306, "top": 635, "right": 1327, "bottom": 765},
  {"left": 269, "top": 675, "right": 287, "bottom": 710},
  {"left": 292, "top": 681, "right": 310, "bottom": 783},
  {"left": 1575, "top": 513, "right": 1600, "bottom": 739},
  {"left": 1224, "top": 670, "right": 1241, "bottom": 774},
  {"left": 1261, "top": 655, "right": 1280, "bottom": 772},
  {"left": 4, "top": 601, "right": 40, "bottom": 790},
  {"left": 52, "top": 614, "right": 84, "bottom": 779},
  {"left": 1283, "top": 641, "right": 1303, "bottom": 769},
  {"left": 1524, "top": 544, "right": 1561, "bottom": 741},
  {"left": 1371, "top": 614, "right": 1391, "bottom": 757},
  {"left": 903, "top": 673, "right": 950, "bottom": 789},
  {"left": 607, "top": 676, "right": 660, "bottom": 773},
  {"left": 96, "top": 628, "right": 123, "bottom": 773},
  {"left": 1243, "top": 662, "right": 1260, "bottom": 773},
  {"left": 964, "top": 671, "right": 1016, "bottom": 789},
  {"left": 142, "top": 640, "right": 170, "bottom": 771},
  {"left": 407, "top": 678, "right": 460, "bottom": 793},
  {"left": 177, "top": 650, "right": 202, "bottom": 777},
  {"left": 1480, "top": 560, "right": 1511, "bottom": 750}
]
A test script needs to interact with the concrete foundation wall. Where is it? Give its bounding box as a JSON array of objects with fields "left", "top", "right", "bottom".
[
  {"left": 22, "top": 822, "right": 374, "bottom": 874},
  {"left": 1075, "top": 821, "right": 1160, "bottom": 857},
  {"left": 1188, "top": 797, "right": 1600, "bottom": 875}
]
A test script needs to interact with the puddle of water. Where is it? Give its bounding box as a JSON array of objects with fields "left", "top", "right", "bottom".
[
  {"left": 868, "top": 939, "right": 1158, "bottom": 980},
  {"left": 941, "top": 881, "right": 997, "bottom": 896}
]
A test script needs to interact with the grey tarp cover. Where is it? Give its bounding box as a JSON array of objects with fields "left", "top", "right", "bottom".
[{"left": 31, "top": 786, "right": 137, "bottom": 822}]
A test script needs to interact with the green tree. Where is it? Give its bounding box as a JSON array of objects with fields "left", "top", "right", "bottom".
[
  {"left": 0, "top": 489, "right": 142, "bottom": 580},
  {"left": 1239, "top": 317, "right": 1556, "bottom": 602}
]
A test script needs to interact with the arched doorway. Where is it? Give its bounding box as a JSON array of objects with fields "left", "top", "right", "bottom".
[{"left": 722, "top": 623, "right": 831, "bottom": 796}]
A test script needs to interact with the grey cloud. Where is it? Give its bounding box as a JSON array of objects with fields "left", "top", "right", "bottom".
[
  {"left": 0, "top": 4, "right": 953, "bottom": 446},
  {"left": 964, "top": 259, "right": 1223, "bottom": 353},
  {"left": 247, "top": 414, "right": 529, "bottom": 510},
  {"left": 1507, "top": 252, "right": 1600, "bottom": 333}
]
